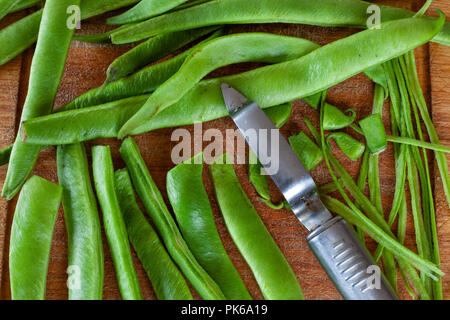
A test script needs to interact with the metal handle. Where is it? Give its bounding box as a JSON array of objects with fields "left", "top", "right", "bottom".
[{"left": 307, "top": 216, "right": 398, "bottom": 300}]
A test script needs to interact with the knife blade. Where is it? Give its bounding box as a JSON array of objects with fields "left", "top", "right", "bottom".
[{"left": 221, "top": 83, "right": 398, "bottom": 300}]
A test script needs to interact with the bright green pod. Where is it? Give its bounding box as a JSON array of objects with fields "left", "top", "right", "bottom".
[
  {"left": 114, "top": 168, "right": 193, "bottom": 300},
  {"left": 119, "top": 137, "right": 225, "bottom": 300},
  {"left": 289, "top": 131, "right": 323, "bottom": 170},
  {"left": 92, "top": 145, "right": 142, "bottom": 300},
  {"left": 327, "top": 132, "right": 365, "bottom": 161},
  {"left": 359, "top": 113, "right": 387, "bottom": 154},
  {"left": 57, "top": 143, "right": 104, "bottom": 300},
  {"left": 9, "top": 175, "right": 62, "bottom": 300},
  {"left": 210, "top": 154, "right": 304, "bottom": 300},
  {"left": 167, "top": 153, "right": 251, "bottom": 300},
  {"left": 105, "top": 27, "right": 218, "bottom": 84},
  {"left": 322, "top": 105, "right": 356, "bottom": 130}
]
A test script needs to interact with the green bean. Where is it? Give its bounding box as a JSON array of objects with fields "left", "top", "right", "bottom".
[
  {"left": 386, "top": 136, "right": 450, "bottom": 153},
  {"left": 128, "top": 15, "right": 444, "bottom": 135},
  {"left": 210, "top": 153, "right": 304, "bottom": 300},
  {"left": 167, "top": 153, "right": 251, "bottom": 300},
  {"left": 57, "top": 143, "right": 103, "bottom": 300},
  {"left": 359, "top": 114, "right": 387, "bottom": 154},
  {"left": 92, "top": 145, "right": 142, "bottom": 300},
  {"left": 119, "top": 137, "right": 225, "bottom": 300},
  {"left": 0, "top": 0, "right": 21, "bottom": 21},
  {"left": 73, "top": 25, "right": 131, "bottom": 44},
  {"left": 80, "top": 0, "right": 140, "bottom": 20},
  {"left": 326, "top": 132, "right": 365, "bottom": 161},
  {"left": 114, "top": 168, "right": 193, "bottom": 300},
  {"left": 110, "top": 0, "right": 449, "bottom": 44},
  {"left": 0, "top": 9, "right": 42, "bottom": 67},
  {"left": 2, "top": 0, "right": 79, "bottom": 201},
  {"left": 289, "top": 131, "right": 323, "bottom": 170},
  {"left": 7, "top": 0, "right": 42, "bottom": 14},
  {"left": 322, "top": 105, "right": 356, "bottom": 130},
  {"left": 0, "top": 145, "right": 12, "bottom": 166},
  {"left": 118, "top": 33, "right": 320, "bottom": 136},
  {"left": 9, "top": 175, "right": 62, "bottom": 300},
  {"left": 64, "top": 28, "right": 225, "bottom": 110},
  {"left": 108, "top": 0, "right": 189, "bottom": 25},
  {"left": 105, "top": 27, "right": 218, "bottom": 84}
]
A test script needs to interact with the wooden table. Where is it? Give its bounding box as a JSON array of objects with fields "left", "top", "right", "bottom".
[{"left": 0, "top": 0, "right": 448, "bottom": 300}]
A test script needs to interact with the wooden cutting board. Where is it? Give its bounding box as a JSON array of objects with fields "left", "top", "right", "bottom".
[{"left": 0, "top": 0, "right": 448, "bottom": 300}]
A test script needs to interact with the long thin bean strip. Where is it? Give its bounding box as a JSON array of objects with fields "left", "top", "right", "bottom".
[
  {"left": 119, "top": 33, "right": 320, "bottom": 136},
  {"left": 0, "top": 145, "right": 12, "bottom": 166},
  {"left": 110, "top": 0, "right": 450, "bottom": 44},
  {"left": 119, "top": 137, "right": 225, "bottom": 300},
  {"left": 2, "top": 0, "right": 79, "bottom": 200},
  {"left": 114, "top": 168, "right": 193, "bottom": 300},
  {"left": 57, "top": 143, "right": 103, "bottom": 300},
  {"left": 386, "top": 136, "right": 450, "bottom": 153},
  {"left": 129, "top": 15, "right": 444, "bottom": 135},
  {"left": 92, "top": 146, "right": 142, "bottom": 300},
  {"left": 167, "top": 153, "right": 251, "bottom": 300},
  {"left": 105, "top": 27, "right": 218, "bottom": 84},
  {"left": 108, "top": 0, "right": 189, "bottom": 25},
  {"left": 210, "top": 154, "right": 304, "bottom": 300},
  {"left": 9, "top": 175, "right": 62, "bottom": 300}
]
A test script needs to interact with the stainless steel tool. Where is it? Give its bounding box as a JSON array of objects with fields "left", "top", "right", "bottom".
[{"left": 221, "top": 83, "right": 398, "bottom": 300}]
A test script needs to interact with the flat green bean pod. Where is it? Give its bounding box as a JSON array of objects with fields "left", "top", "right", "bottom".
[
  {"left": 359, "top": 114, "right": 387, "bottom": 154},
  {"left": 210, "top": 154, "right": 304, "bottom": 300},
  {"left": 114, "top": 168, "right": 193, "bottom": 300},
  {"left": 327, "top": 132, "right": 365, "bottom": 161},
  {"left": 0, "top": 144, "right": 12, "bottom": 166},
  {"left": 167, "top": 153, "right": 251, "bottom": 300},
  {"left": 9, "top": 175, "right": 62, "bottom": 300},
  {"left": 92, "top": 145, "right": 142, "bottom": 300},
  {"left": 289, "top": 131, "right": 323, "bottom": 170},
  {"left": 3, "top": 0, "right": 79, "bottom": 200},
  {"left": 108, "top": 0, "right": 189, "bottom": 25},
  {"left": 129, "top": 15, "right": 445, "bottom": 135},
  {"left": 7, "top": 0, "right": 42, "bottom": 14},
  {"left": 322, "top": 105, "right": 356, "bottom": 130},
  {"left": 57, "top": 143, "right": 104, "bottom": 300},
  {"left": 110, "top": 0, "right": 450, "bottom": 45},
  {"left": 119, "top": 138, "right": 225, "bottom": 300},
  {"left": 105, "top": 26, "right": 218, "bottom": 84},
  {"left": 119, "top": 33, "right": 320, "bottom": 137},
  {"left": 0, "top": 0, "right": 21, "bottom": 21}
]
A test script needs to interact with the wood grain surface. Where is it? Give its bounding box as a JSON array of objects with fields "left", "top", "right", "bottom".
[{"left": 0, "top": 0, "right": 449, "bottom": 300}]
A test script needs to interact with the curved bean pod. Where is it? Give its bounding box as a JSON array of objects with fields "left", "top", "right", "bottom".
[
  {"left": 167, "top": 153, "right": 251, "bottom": 300},
  {"left": 105, "top": 27, "right": 217, "bottom": 84},
  {"left": 322, "top": 105, "right": 356, "bottom": 130},
  {"left": 119, "top": 137, "right": 225, "bottom": 300},
  {"left": 110, "top": 0, "right": 450, "bottom": 45},
  {"left": 3, "top": 0, "right": 79, "bottom": 200},
  {"left": 128, "top": 15, "right": 445, "bottom": 135},
  {"left": 92, "top": 145, "right": 142, "bottom": 300},
  {"left": 119, "top": 33, "right": 320, "bottom": 137},
  {"left": 114, "top": 168, "right": 193, "bottom": 300},
  {"left": 57, "top": 143, "right": 104, "bottom": 300},
  {"left": 9, "top": 175, "right": 62, "bottom": 300},
  {"left": 108, "top": 0, "right": 189, "bottom": 25},
  {"left": 210, "top": 154, "right": 304, "bottom": 300}
]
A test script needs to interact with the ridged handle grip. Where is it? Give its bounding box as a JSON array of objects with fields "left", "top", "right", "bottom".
[{"left": 307, "top": 216, "right": 398, "bottom": 300}]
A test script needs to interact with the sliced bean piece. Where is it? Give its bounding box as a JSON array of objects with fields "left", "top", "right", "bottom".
[
  {"left": 119, "top": 137, "right": 225, "bottom": 300},
  {"left": 110, "top": 0, "right": 449, "bottom": 44},
  {"left": 0, "top": 144, "right": 12, "bottom": 166},
  {"left": 322, "top": 105, "right": 356, "bottom": 130},
  {"left": 359, "top": 114, "right": 387, "bottom": 154},
  {"left": 289, "top": 131, "right": 323, "bottom": 171},
  {"left": 92, "top": 145, "right": 142, "bottom": 300},
  {"left": 105, "top": 26, "right": 218, "bottom": 84},
  {"left": 327, "top": 132, "right": 365, "bottom": 161},
  {"left": 167, "top": 153, "right": 251, "bottom": 300},
  {"left": 118, "top": 33, "right": 319, "bottom": 136},
  {"left": 210, "top": 154, "right": 304, "bottom": 300},
  {"left": 9, "top": 175, "right": 62, "bottom": 300},
  {"left": 114, "top": 168, "right": 193, "bottom": 300},
  {"left": 57, "top": 143, "right": 104, "bottom": 300},
  {"left": 3, "top": 0, "right": 79, "bottom": 200}
]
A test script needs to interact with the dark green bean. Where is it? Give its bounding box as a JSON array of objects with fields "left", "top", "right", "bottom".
[
  {"left": 210, "top": 154, "right": 304, "bottom": 300},
  {"left": 119, "top": 137, "right": 225, "bottom": 300},
  {"left": 114, "top": 168, "right": 193, "bottom": 300},
  {"left": 57, "top": 143, "right": 104, "bottom": 300},
  {"left": 0, "top": 145, "right": 12, "bottom": 166},
  {"left": 110, "top": 0, "right": 450, "bottom": 45},
  {"left": 92, "top": 145, "right": 142, "bottom": 300},
  {"left": 326, "top": 132, "right": 365, "bottom": 161},
  {"left": 9, "top": 175, "right": 62, "bottom": 300},
  {"left": 167, "top": 153, "right": 251, "bottom": 300}
]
